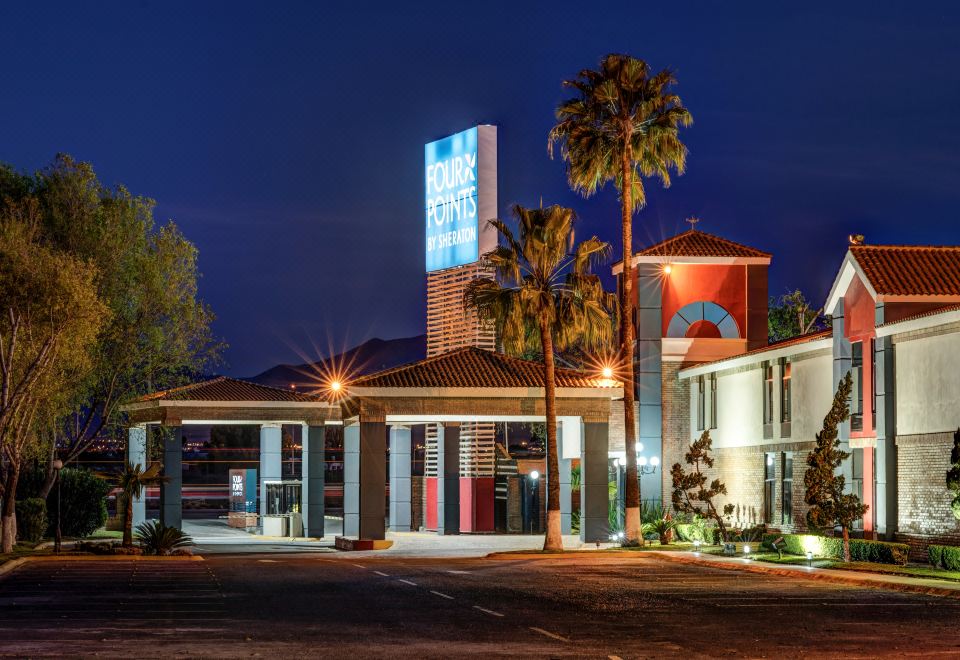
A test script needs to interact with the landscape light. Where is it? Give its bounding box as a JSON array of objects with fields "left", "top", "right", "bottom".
[
  {"left": 617, "top": 531, "right": 625, "bottom": 540},
  {"left": 807, "top": 551, "right": 814, "bottom": 568},
  {"left": 743, "top": 544, "right": 751, "bottom": 560},
  {"left": 693, "top": 539, "right": 702, "bottom": 555}
]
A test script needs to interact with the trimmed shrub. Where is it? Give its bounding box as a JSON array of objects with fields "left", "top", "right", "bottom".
[
  {"left": 676, "top": 521, "right": 709, "bottom": 543},
  {"left": 15, "top": 498, "right": 48, "bottom": 544},
  {"left": 761, "top": 533, "right": 908, "bottom": 565},
  {"left": 48, "top": 468, "right": 111, "bottom": 538},
  {"left": 928, "top": 544, "right": 960, "bottom": 571}
]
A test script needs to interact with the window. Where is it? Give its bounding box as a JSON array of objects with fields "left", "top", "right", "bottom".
[
  {"left": 763, "top": 453, "right": 776, "bottom": 524},
  {"left": 871, "top": 338, "right": 877, "bottom": 430},
  {"left": 709, "top": 373, "right": 718, "bottom": 430},
  {"left": 782, "top": 453, "right": 793, "bottom": 525},
  {"left": 696, "top": 376, "right": 705, "bottom": 431},
  {"left": 762, "top": 362, "right": 774, "bottom": 427},
  {"left": 779, "top": 358, "right": 792, "bottom": 424},
  {"left": 851, "top": 343, "right": 863, "bottom": 432}
]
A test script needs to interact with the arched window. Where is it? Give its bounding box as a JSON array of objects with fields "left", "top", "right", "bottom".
[{"left": 666, "top": 301, "right": 740, "bottom": 339}]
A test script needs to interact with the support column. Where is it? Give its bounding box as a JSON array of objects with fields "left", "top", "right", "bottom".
[
  {"left": 874, "top": 303, "right": 897, "bottom": 539},
  {"left": 159, "top": 426, "right": 182, "bottom": 530},
  {"left": 437, "top": 423, "right": 460, "bottom": 535},
  {"left": 832, "top": 299, "right": 854, "bottom": 488},
  {"left": 580, "top": 419, "right": 609, "bottom": 543},
  {"left": 259, "top": 423, "right": 283, "bottom": 518},
  {"left": 389, "top": 425, "right": 412, "bottom": 532},
  {"left": 343, "top": 424, "right": 360, "bottom": 537},
  {"left": 559, "top": 457, "right": 572, "bottom": 535},
  {"left": 636, "top": 263, "right": 664, "bottom": 506},
  {"left": 302, "top": 424, "right": 326, "bottom": 538},
  {"left": 126, "top": 425, "right": 147, "bottom": 528},
  {"left": 343, "top": 420, "right": 387, "bottom": 539}
]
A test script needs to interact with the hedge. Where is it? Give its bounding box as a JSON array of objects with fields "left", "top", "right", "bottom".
[
  {"left": 761, "top": 533, "right": 909, "bottom": 565},
  {"left": 16, "top": 498, "right": 48, "bottom": 544},
  {"left": 928, "top": 544, "right": 960, "bottom": 571}
]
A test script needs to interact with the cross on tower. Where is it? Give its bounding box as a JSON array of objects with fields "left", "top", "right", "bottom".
[{"left": 686, "top": 217, "right": 701, "bottom": 231}]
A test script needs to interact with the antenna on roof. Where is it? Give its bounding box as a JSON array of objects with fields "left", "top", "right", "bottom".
[
  {"left": 848, "top": 234, "right": 865, "bottom": 246},
  {"left": 685, "top": 217, "right": 701, "bottom": 231}
]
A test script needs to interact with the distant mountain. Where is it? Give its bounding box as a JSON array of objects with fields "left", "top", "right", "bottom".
[{"left": 247, "top": 334, "right": 426, "bottom": 390}]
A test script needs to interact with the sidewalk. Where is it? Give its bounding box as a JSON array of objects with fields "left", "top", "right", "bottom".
[{"left": 655, "top": 550, "right": 960, "bottom": 599}]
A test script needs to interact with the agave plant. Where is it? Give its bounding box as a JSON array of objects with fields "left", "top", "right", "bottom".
[
  {"left": 135, "top": 520, "right": 193, "bottom": 555},
  {"left": 649, "top": 515, "right": 677, "bottom": 545}
]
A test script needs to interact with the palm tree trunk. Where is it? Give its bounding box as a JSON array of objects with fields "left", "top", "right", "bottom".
[
  {"left": 540, "top": 322, "right": 563, "bottom": 552},
  {"left": 122, "top": 492, "right": 133, "bottom": 547},
  {"left": 620, "top": 134, "right": 642, "bottom": 544}
]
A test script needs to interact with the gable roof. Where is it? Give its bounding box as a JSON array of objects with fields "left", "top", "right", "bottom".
[
  {"left": 348, "top": 346, "right": 617, "bottom": 390},
  {"left": 136, "top": 376, "right": 321, "bottom": 403},
  {"left": 850, "top": 245, "right": 960, "bottom": 297}
]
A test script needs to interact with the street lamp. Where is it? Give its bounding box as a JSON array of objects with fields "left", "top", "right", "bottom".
[{"left": 52, "top": 459, "right": 63, "bottom": 554}]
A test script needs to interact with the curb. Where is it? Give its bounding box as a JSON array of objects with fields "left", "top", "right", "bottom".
[
  {"left": 655, "top": 552, "right": 960, "bottom": 600},
  {"left": 0, "top": 553, "right": 203, "bottom": 580}
]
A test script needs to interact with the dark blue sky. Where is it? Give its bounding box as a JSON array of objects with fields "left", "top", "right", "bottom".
[{"left": 3, "top": 2, "right": 959, "bottom": 376}]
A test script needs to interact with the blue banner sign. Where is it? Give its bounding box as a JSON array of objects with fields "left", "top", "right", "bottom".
[{"left": 425, "top": 127, "right": 480, "bottom": 271}]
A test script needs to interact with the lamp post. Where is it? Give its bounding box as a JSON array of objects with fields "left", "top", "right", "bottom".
[
  {"left": 52, "top": 459, "right": 63, "bottom": 554},
  {"left": 528, "top": 470, "right": 540, "bottom": 534}
]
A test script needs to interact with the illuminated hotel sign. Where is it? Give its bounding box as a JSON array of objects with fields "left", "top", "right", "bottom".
[{"left": 424, "top": 125, "right": 497, "bottom": 272}]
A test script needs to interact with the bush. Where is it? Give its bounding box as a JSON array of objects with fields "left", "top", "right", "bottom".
[
  {"left": 761, "top": 533, "right": 908, "bottom": 565},
  {"left": 928, "top": 544, "right": 960, "bottom": 571},
  {"left": 135, "top": 520, "right": 193, "bottom": 555},
  {"left": 15, "top": 498, "right": 48, "bottom": 544},
  {"left": 49, "top": 468, "right": 111, "bottom": 538}
]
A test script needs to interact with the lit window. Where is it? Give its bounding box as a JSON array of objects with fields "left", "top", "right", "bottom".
[
  {"left": 696, "top": 376, "right": 706, "bottom": 431},
  {"left": 763, "top": 453, "right": 776, "bottom": 524},
  {"left": 782, "top": 453, "right": 793, "bottom": 525},
  {"left": 709, "top": 373, "right": 718, "bottom": 430},
  {"left": 780, "top": 358, "right": 791, "bottom": 424},
  {"left": 762, "top": 363, "right": 774, "bottom": 426}
]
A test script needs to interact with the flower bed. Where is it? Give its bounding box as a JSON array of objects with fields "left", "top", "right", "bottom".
[{"left": 761, "top": 533, "right": 909, "bottom": 565}]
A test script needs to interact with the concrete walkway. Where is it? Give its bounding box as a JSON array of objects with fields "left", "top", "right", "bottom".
[{"left": 656, "top": 549, "right": 960, "bottom": 599}]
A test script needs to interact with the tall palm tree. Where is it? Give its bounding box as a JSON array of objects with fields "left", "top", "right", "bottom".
[
  {"left": 118, "top": 462, "right": 167, "bottom": 547},
  {"left": 465, "top": 204, "right": 617, "bottom": 551},
  {"left": 548, "top": 54, "right": 692, "bottom": 544}
]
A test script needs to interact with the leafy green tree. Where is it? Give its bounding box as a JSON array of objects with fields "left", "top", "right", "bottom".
[
  {"left": 465, "top": 205, "right": 617, "bottom": 551},
  {"left": 803, "top": 372, "right": 868, "bottom": 562},
  {"left": 0, "top": 198, "right": 107, "bottom": 551},
  {"left": 768, "top": 289, "right": 829, "bottom": 342},
  {"left": 549, "top": 54, "right": 692, "bottom": 544},
  {"left": 0, "top": 155, "right": 222, "bottom": 496},
  {"left": 670, "top": 430, "right": 734, "bottom": 543},
  {"left": 946, "top": 428, "right": 960, "bottom": 520}
]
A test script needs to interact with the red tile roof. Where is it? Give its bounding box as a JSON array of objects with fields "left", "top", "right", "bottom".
[
  {"left": 137, "top": 376, "right": 321, "bottom": 402},
  {"left": 637, "top": 230, "right": 771, "bottom": 259},
  {"left": 348, "top": 347, "right": 617, "bottom": 389},
  {"left": 851, "top": 245, "right": 960, "bottom": 297}
]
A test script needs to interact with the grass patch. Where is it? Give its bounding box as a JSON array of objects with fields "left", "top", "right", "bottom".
[{"left": 751, "top": 552, "right": 960, "bottom": 582}]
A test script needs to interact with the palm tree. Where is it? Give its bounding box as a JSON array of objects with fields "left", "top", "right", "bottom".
[
  {"left": 465, "top": 204, "right": 617, "bottom": 551},
  {"left": 118, "top": 462, "right": 167, "bottom": 547},
  {"left": 548, "top": 54, "right": 692, "bottom": 544}
]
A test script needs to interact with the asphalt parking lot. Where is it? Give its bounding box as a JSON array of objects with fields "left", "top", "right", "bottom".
[{"left": 2, "top": 552, "right": 959, "bottom": 657}]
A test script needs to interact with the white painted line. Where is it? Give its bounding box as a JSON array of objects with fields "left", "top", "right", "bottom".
[
  {"left": 256, "top": 559, "right": 279, "bottom": 563},
  {"left": 373, "top": 571, "right": 389, "bottom": 577},
  {"left": 430, "top": 590, "right": 454, "bottom": 600},
  {"left": 530, "top": 627, "right": 570, "bottom": 642},
  {"left": 351, "top": 564, "right": 366, "bottom": 569},
  {"left": 473, "top": 605, "right": 504, "bottom": 617},
  {"left": 398, "top": 579, "right": 417, "bottom": 586},
  {"left": 446, "top": 570, "right": 470, "bottom": 574}
]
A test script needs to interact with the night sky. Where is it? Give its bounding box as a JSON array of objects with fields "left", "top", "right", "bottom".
[{"left": 3, "top": 2, "right": 959, "bottom": 376}]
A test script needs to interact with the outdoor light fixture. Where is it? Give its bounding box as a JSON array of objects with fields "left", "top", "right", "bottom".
[
  {"left": 693, "top": 539, "right": 702, "bottom": 555},
  {"left": 602, "top": 366, "right": 614, "bottom": 379},
  {"left": 529, "top": 470, "right": 540, "bottom": 481},
  {"left": 663, "top": 264, "right": 672, "bottom": 275},
  {"left": 807, "top": 551, "right": 814, "bottom": 568},
  {"left": 650, "top": 456, "right": 660, "bottom": 467},
  {"left": 637, "top": 456, "right": 647, "bottom": 467},
  {"left": 743, "top": 544, "right": 752, "bottom": 561},
  {"left": 329, "top": 380, "right": 342, "bottom": 392},
  {"left": 635, "top": 442, "right": 643, "bottom": 453}
]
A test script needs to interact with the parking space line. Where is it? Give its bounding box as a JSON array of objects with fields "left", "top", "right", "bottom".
[
  {"left": 398, "top": 579, "right": 417, "bottom": 586},
  {"left": 530, "top": 626, "right": 570, "bottom": 642},
  {"left": 472, "top": 605, "right": 504, "bottom": 617},
  {"left": 373, "top": 571, "right": 389, "bottom": 577},
  {"left": 351, "top": 563, "right": 366, "bottom": 569},
  {"left": 430, "top": 590, "right": 454, "bottom": 600}
]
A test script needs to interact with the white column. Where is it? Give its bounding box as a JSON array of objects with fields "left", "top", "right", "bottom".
[
  {"left": 558, "top": 417, "right": 580, "bottom": 535},
  {"left": 259, "top": 423, "right": 283, "bottom": 518},
  {"left": 126, "top": 425, "right": 147, "bottom": 528},
  {"left": 343, "top": 423, "right": 360, "bottom": 537},
  {"left": 389, "top": 425, "right": 412, "bottom": 532}
]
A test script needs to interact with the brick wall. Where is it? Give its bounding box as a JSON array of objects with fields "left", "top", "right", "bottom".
[
  {"left": 661, "top": 362, "right": 691, "bottom": 505},
  {"left": 411, "top": 476, "right": 423, "bottom": 531},
  {"left": 896, "top": 432, "right": 960, "bottom": 559}
]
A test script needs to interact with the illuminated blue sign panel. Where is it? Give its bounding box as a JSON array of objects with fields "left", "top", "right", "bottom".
[{"left": 425, "top": 127, "right": 480, "bottom": 271}]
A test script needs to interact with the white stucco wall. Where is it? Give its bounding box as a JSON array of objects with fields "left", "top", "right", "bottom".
[
  {"left": 896, "top": 330, "right": 960, "bottom": 435},
  {"left": 687, "top": 349, "right": 833, "bottom": 449}
]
